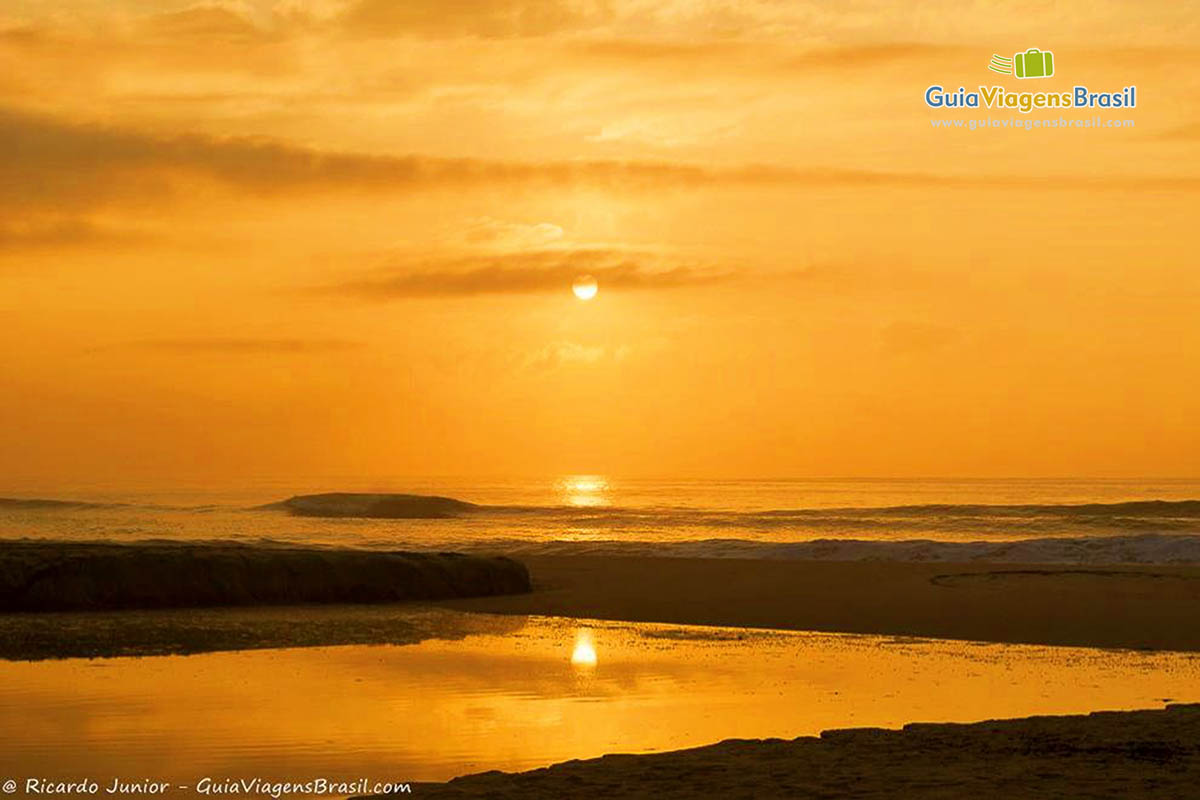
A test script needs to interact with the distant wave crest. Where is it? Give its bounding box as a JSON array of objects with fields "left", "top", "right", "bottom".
[{"left": 0, "top": 497, "right": 116, "bottom": 510}]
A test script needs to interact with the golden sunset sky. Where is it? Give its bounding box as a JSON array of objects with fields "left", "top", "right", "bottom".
[{"left": 1, "top": 1, "right": 1198, "bottom": 484}]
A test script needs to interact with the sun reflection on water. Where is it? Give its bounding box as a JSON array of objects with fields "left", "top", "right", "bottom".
[
  {"left": 6, "top": 615, "right": 1200, "bottom": 784},
  {"left": 556, "top": 475, "right": 610, "bottom": 508},
  {"left": 570, "top": 628, "right": 598, "bottom": 668}
]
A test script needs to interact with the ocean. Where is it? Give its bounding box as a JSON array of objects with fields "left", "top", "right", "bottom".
[{"left": 3, "top": 477, "right": 1200, "bottom": 563}]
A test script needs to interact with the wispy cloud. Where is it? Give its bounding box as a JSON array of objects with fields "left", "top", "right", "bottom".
[
  {"left": 314, "top": 249, "right": 731, "bottom": 299},
  {"left": 524, "top": 340, "right": 629, "bottom": 369},
  {"left": 144, "top": 5, "right": 272, "bottom": 42},
  {"left": 4, "top": 105, "right": 1199, "bottom": 216},
  {"left": 574, "top": 40, "right": 964, "bottom": 72},
  {"left": 339, "top": 0, "right": 598, "bottom": 38},
  {"left": 455, "top": 218, "right": 565, "bottom": 248},
  {"left": 0, "top": 218, "right": 140, "bottom": 251}
]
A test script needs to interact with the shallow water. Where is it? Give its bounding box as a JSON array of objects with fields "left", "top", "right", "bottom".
[{"left": 1, "top": 613, "right": 1197, "bottom": 787}]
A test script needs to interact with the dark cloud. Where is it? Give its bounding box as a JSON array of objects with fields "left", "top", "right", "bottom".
[
  {"left": 0, "top": 105, "right": 811, "bottom": 200},
  {"left": 0, "top": 106, "right": 771, "bottom": 211},
  {"left": 3, "top": 106, "right": 1198, "bottom": 215},
  {"left": 315, "top": 249, "right": 730, "bottom": 299},
  {"left": 0, "top": 106, "right": 408, "bottom": 207}
]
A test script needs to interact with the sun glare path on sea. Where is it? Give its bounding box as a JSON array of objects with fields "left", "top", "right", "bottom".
[{"left": 556, "top": 475, "right": 611, "bottom": 508}]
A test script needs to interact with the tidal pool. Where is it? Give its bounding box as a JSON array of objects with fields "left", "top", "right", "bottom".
[{"left": 1, "top": 612, "right": 1197, "bottom": 788}]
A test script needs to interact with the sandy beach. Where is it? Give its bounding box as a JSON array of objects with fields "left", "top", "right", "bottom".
[
  {"left": 439, "top": 555, "right": 1200, "bottom": 651},
  {"left": 403, "top": 703, "right": 1200, "bottom": 798},
  {"left": 4, "top": 500, "right": 1200, "bottom": 799},
  {"left": 421, "top": 555, "right": 1200, "bottom": 797}
]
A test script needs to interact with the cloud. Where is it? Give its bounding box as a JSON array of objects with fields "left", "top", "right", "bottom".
[
  {"left": 0, "top": 105, "right": 810, "bottom": 204},
  {"left": 455, "top": 218, "right": 565, "bottom": 248},
  {"left": 575, "top": 40, "right": 963, "bottom": 72},
  {"left": 0, "top": 106, "right": 749, "bottom": 211},
  {"left": 0, "top": 105, "right": 414, "bottom": 208},
  {"left": 128, "top": 338, "right": 363, "bottom": 354},
  {"left": 144, "top": 5, "right": 270, "bottom": 42},
  {"left": 524, "top": 340, "right": 626, "bottom": 368},
  {"left": 0, "top": 218, "right": 140, "bottom": 251},
  {"left": 4, "top": 105, "right": 1199, "bottom": 216},
  {"left": 314, "top": 249, "right": 730, "bottom": 299},
  {"left": 340, "top": 0, "right": 601, "bottom": 38}
]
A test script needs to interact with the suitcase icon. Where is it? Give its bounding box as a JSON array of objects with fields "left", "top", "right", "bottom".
[{"left": 1014, "top": 48, "right": 1054, "bottom": 79}]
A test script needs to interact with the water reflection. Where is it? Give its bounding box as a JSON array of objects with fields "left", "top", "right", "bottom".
[
  {"left": 570, "top": 628, "right": 598, "bottom": 668},
  {"left": 1, "top": 614, "right": 1197, "bottom": 786},
  {"left": 556, "top": 475, "right": 610, "bottom": 508}
]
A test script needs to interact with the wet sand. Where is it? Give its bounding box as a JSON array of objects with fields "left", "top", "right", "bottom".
[
  {"left": 438, "top": 556, "right": 1200, "bottom": 650},
  {"left": 4, "top": 554, "right": 1197, "bottom": 656},
  {"left": 404, "top": 703, "right": 1200, "bottom": 799}
]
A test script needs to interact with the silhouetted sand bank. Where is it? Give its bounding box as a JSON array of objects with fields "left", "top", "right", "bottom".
[
  {"left": 396, "top": 704, "right": 1200, "bottom": 799},
  {"left": 0, "top": 541, "right": 529, "bottom": 612},
  {"left": 261, "top": 492, "right": 478, "bottom": 518},
  {"left": 0, "top": 605, "right": 526, "bottom": 660},
  {"left": 435, "top": 555, "right": 1200, "bottom": 650}
]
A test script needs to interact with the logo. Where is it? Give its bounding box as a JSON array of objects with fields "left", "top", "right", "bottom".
[
  {"left": 924, "top": 48, "right": 1136, "bottom": 114},
  {"left": 989, "top": 48, "right": 1055, "bottom": 79}
]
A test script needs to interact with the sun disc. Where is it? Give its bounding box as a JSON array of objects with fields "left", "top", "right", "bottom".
[{"left": 572, "top": 275, "right": 598, "bottom": 301}]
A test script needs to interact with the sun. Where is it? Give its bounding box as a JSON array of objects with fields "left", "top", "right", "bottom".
[{"left": 572, "top": 274, "right": 598, "bottom": 301}]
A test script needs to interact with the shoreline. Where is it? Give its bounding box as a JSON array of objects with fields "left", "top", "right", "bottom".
[
  {"left": 3, "top": 551, "right": 1198, "bottom": 655},
  {"left": 397, "top": 703, "right": 1200, "bottom": 798},
  {"left": 436, "top": 555, "right": 1200, "bottom": 651}
]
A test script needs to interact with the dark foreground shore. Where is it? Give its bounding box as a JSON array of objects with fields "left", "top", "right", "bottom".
[
  {"left": 438, "top": 555, "right": 1200, "bottom": 650},
  {"left": 396, "top": 704, "right": 1200, "bottom": 799}
]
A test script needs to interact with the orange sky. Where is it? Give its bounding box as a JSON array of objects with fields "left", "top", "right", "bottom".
[{"left": 1, "top": 1, "right": 1198, "bottom": 485}]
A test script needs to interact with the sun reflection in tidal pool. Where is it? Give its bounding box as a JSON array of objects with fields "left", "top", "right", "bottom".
[
  {"left": 6, "top": 615, "right": 1200, "bottom": 783},
  {"left": 571, "top": 629, "right": 598, "bottom": 668}
]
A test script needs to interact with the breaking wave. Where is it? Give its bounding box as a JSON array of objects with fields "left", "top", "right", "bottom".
[
  {"left": 477, "top": 533, "right": 1200, "bottom": 564},
  {"left": 260, "top": 493, "right": 478, "bottom": 519}
]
